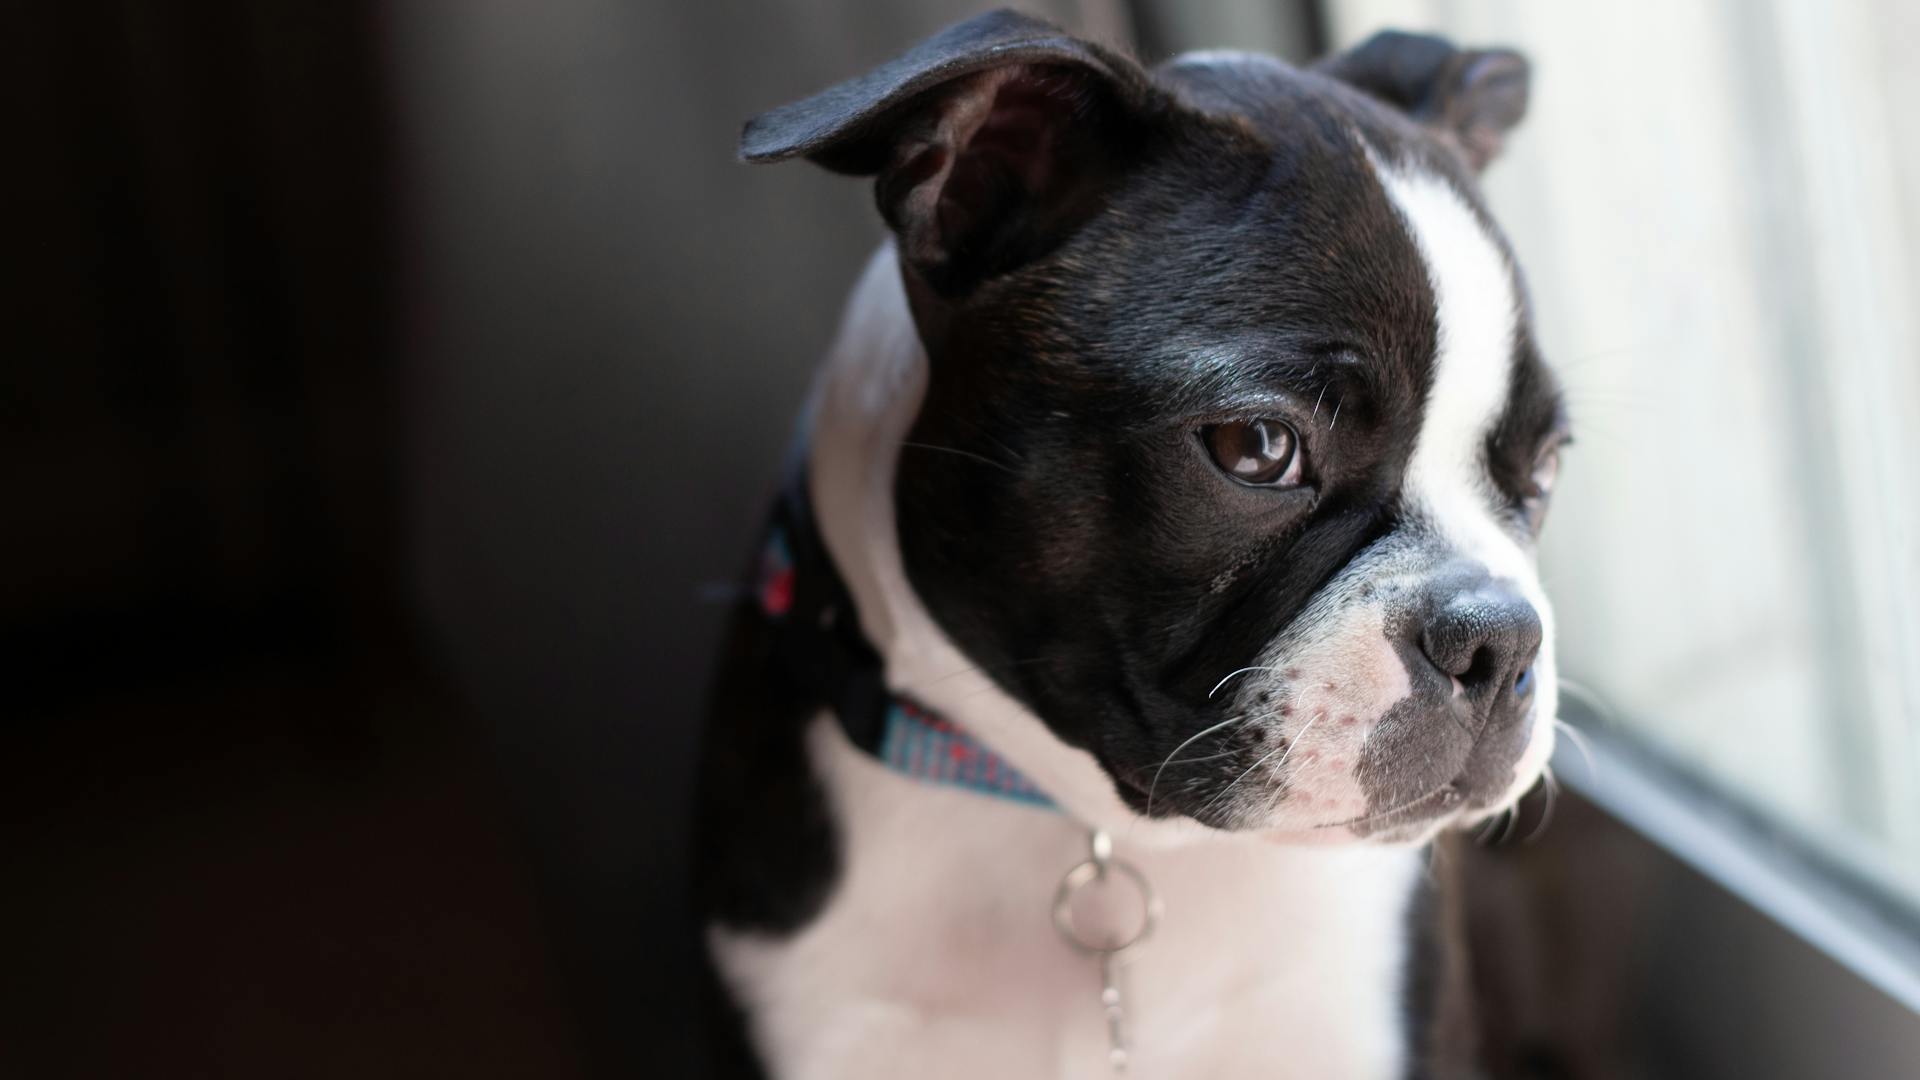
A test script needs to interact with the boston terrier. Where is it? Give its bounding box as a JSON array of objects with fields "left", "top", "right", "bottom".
[{"left": 697, "top": 10, "right": 1567, "bottom": 1078}]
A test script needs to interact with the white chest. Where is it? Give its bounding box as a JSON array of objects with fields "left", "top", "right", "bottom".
[{"left": 710, "top": 717, "right": 1424, "bottom": 1080}]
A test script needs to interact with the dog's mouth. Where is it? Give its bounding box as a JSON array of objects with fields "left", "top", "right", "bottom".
[
  {"left": 1112, "top": 682, "right": 1555, "bottom": 844},
  {"left": 1114, "top": 743, "right": 1483, "bottom": 834},
  {"left": 1289, "top": 697, "right": 1556, "bottom": 843}
]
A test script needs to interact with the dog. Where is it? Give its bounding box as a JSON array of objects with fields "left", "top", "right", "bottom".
[{"left": 697, "top": 10, "right": 1567, "bottom": 1077}]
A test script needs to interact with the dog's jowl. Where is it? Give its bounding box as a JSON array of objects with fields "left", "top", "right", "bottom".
[{"left": 698, "top": 11, "right": 1567, "bottom": 1078}]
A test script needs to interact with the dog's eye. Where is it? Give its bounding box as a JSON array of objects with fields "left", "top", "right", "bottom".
[
  {"left": 1519, "top": 441, "right": 1564, "bottom": 531},
  {"left": 1528, "top": 444, "right": 1561, "bottom": 499},
  {"left": 1203, "top": 419, "right": 1303, "bottom": 487}
]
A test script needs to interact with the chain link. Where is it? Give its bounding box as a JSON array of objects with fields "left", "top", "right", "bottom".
[{"left": 1052, "top": 829, "right": 1161, "bottom": 1074}]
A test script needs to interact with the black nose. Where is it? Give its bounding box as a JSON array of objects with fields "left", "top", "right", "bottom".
[{"left": 1420, "top": 577, "right": 1543, "bottom": 705}]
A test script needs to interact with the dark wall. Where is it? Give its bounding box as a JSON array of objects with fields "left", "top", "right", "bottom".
[
  {"left": 9, "top": 3, "right": 400, "bottom": 715},
  {"left": 9, "top": 3, "right": 584, "bottom": 1078}
]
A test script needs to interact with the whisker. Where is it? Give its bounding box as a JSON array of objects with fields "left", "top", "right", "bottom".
[
  {"left": 1524, "top": 767, "right": 1560, "bottom": 844},
  {"left": 1474, "top": 813, "right": 1503, "bottom": 846},
  {"left": 899, "top": 441, "right": 1018, "bottom": 475},
  {"left": 980, "top": 432, "right": 1028, "bottom": 464},
  {"left": 1549, "top": 340, "right": 1658, "bottom": 380},
  {"left": 1498, "top": 800, "right": 1523, "bottom": 846},
  {"left": 1195, "top": 742, "right": 1288, "bottom": 823},
  {"left": 1475, "top": 807, "right": 1515, "bottom": 848},
  {"left": 924, "top": 654, "right": 1061, "bottom": 687},
  {"left": 1136, "top": 696, "right": 1304, "bottom": 830},
  {"left": 1207, "top": 666, "right": 1286, "bottom": 699},
  {"left": 1146, "top": 712, "right": 1256, "bottom": 819},
  {"left": 1158, "top": 748, "right": 1243, "bottom": 768},
  {"left": 1318, "top": 782, "right": 1452, "bottom": 830},
  {"left": 1269, "top": 713, "right": 1319, "bottom": 774},
  {"left": 1552, "top": 717, "right": 1598, "bottom": 782},
  {"left": 1556, "top": 676, "right": 1622, "bottom": 728},
  {"left": 1195, "top": 713, "right": 1321, "bottom": 823},
  {"left": 1560, "top": 391, "right": 1663, "bottom": 411}
]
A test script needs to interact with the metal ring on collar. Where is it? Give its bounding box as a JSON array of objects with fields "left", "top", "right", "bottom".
[{"left": 1051, "top": 853, "right": 1162, "bottom": 955}]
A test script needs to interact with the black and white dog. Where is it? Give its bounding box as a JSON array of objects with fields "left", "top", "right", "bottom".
[{"left": 699, "top": 10, "right": 1566, "bottom": 1077}]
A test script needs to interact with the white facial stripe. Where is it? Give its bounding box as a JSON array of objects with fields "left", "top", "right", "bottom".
[
  {"left": 1374, "top": 159, "right": 1529, "bottom": 581},
  {"left": 1377, "top": 157, "right": 1558, "bottom": 818}
]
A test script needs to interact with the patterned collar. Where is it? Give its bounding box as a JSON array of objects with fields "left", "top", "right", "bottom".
[{"left": 755, "top": 465, "right": 1056, "bottom": 811}]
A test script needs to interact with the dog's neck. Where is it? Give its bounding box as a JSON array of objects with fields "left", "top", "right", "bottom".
[
  {"left": 718, "top": 244, "right": 1436, "bottom": 1080},
  {"left": 804, "top": 245, "right": 1202, "bottom": 844}
]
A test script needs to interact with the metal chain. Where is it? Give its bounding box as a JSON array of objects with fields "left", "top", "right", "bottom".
[{"left": 1052, "top": 829, "right": 1162, "bottom": 1074}]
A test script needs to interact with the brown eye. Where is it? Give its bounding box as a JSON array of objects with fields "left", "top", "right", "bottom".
[{"left": 1203, "top": 418, "right": 1303, "bottom": 487}]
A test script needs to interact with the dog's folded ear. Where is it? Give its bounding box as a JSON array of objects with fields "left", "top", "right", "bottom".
[
  {"left": 740, "top": 9, "right": 1164, "bottom": 295},
  {"left": 1314, "top": 30, "right": 1529, "bottom": 173}
]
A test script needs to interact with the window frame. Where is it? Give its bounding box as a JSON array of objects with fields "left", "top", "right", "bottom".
[{"left": 1561, "top": 698, "right": 1920, "bottom": 1016}]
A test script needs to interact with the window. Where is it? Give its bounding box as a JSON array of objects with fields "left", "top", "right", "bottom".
[{"left": 1320, "top": 1, "right": 1920, "bottom": 906}]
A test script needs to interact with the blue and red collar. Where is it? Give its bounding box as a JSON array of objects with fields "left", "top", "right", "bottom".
[{"left": 755, "top": 471, "right": 1055, "bottom": 811}]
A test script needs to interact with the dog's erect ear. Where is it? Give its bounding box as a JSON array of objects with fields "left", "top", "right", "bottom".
[
  {"left": 740, "top": 9, "right": 1163, "bottom": 295},
  {"left": 1315, "top": 30, "right": 1529, "bottom": 172}
]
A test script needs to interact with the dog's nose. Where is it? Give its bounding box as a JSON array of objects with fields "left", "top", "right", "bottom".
[{"left": 1420, "top": 577, "right": 1543, "bottom": 706}]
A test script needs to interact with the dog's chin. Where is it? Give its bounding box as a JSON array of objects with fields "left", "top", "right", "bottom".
[
  {"left": 1251, "top": 795, "right": 1503, "bottom": 848},
  {"left": 1243, "top": 711, "right": 1559, "bottom": 849},
  {"left": 1251, "top": 794, "right": 1464, "bottom": 848}
]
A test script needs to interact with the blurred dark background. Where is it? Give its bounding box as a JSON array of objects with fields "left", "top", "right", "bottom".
[{"left": 9, "top": 2, "right": 584, "bottom": 1075}]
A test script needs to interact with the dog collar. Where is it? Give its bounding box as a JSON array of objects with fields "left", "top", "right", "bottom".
[
  {"left": 763, "top": 457, "right": 1148, "bottom": 1074},
  {"left": 756, "top": 462, "right": 1056, "bottom": 810}
]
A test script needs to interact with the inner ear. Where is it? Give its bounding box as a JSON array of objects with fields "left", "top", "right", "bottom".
[
  {"left": 880, "top": 64, "right": 1126, "bottom": 295},
  {"left": 740, "top": 11, "right": 1166, "bottom": 294}
]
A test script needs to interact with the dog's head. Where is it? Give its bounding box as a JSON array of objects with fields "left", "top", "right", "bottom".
[{"left": 745, "top": 11, "right": 1566, "bottom": 844}]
